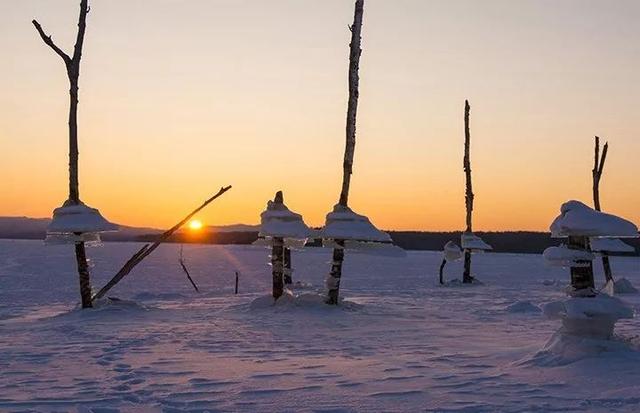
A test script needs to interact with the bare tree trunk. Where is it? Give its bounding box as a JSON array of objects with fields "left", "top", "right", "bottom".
[
  {"left": 33, "top": 0, "right": 92, "bottom": 307},
  {"left": 75, "top": 237, "right": 92, "bottom": 308},
  {"left": 272, "top": 237, "right": 285, "bottom": 300},
  {"left": 283, "top": 247, "right": 293, "bottom": 285},
  {"left": 463, "top": 100, "right": 474, "bottom": 284},
  {"left": 568, "top": 236, "right": 595, "bottom": 294},
  {"left": 592, "top": 136, "right": 613, "bottom": 283},
  {"left": 327, "top": 0, "right": 364, "bottom": 305}
]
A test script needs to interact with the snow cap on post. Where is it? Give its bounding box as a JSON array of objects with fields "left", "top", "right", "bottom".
[
  {"left": 320, "top": 204, "right": 404, "bottom": 256},
  {"left": 461, "top": 233, "right": 492, "bottom": 251},
  {"left": 257, "top": 191, "right": 311, "bottom": 241},
  {"left": 550, "top": 200, "right": 638, "bottom": 238},
  {"left": 589, "top": 238, "right": 636, "bottom": 254},
  {"left": 321, "top": 204, "right": 391, "bottom": 243},
  {"left": 543, "top": 245, "right": 595, "bottom": 268},
  {"left": 443, "top": 241, "right": 463, "bottom": 262},
  {"left": 46, "top": 200, "right": 118, "bottom": 245}
]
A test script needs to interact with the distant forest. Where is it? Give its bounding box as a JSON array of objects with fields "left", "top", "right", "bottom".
[{"left": 1, "top": 217, "right": 637, "bottom": 255}]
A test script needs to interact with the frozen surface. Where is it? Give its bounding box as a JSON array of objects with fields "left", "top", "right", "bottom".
[
  {"left": 550, "top": 200, "right": 639, "bottom": 238},
  {"left": 1, "top": 240, "right": 640, "bottom": 412}
]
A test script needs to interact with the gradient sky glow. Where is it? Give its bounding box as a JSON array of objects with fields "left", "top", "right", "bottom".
[{"left": 1, "top": 0, "right": 638, "bottom": 231}]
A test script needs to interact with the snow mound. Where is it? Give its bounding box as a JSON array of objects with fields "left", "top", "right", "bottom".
[
  {"left": 543, "top": 295, "right": 634, "bottom": 339},
  {"left": 461, "top": 233, "right": 492, "bottom": 251},
  {"left": 590, "top": 238, "right": 635, "bottom": 253},
  {"left": 614, "top": 278, "right": 639, "bottom": 294},
  {"left": 505, "top": 300, "right": 541, "bottom": 313},
  {"left": 543, "top": 245, "right": 594, "bottom": 267},
  {"left": 259, "top": 196, "right": 310, "bottom": 240},
  {"left": 320, "top": 204, "right": 391, "bottom": 243},
  {"left": 47, "top": 200, "right": 118, "bottom": 235},
  {"left": 249, "top": 291, "right": 363, "bottom": 312},
  {"left": 525, "top": 330, "right": 634, "bottom": 367},
  {"left": 550, "top": 200, "right": 638, "bottom": 238},
  {"left": 443, "top": 241, "right": 462, "bottom": 262}
]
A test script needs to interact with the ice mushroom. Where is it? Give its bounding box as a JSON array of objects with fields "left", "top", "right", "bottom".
[
  {"left": 256, "top": 191, "right": 311, "bottom": 299},
  {"left": 45, "top": 200, "right": 118, "bottom": 245},
  {"left": 461, "top": 233, "right": 492, "bottom": 252},
  {"left": 550, "top": 200, "right": 638, "bottom": 239}
]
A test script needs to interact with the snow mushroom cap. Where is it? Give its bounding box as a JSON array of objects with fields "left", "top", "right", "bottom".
[
  {"left": 590, "top": 238, "right": 636, "bottom": 253},
  {"left": 320, "top": 204, "right": 391, "bottom": 242},
  {"left": 443, "top": 241, "right": 463, "bottom": 262},
  {"left": 47, "top": 200, "right": 118, "bottom": 235},
  {"left": 550, "top": 200, "right": 639, "bottom": 238},
  {"left": 259, "top": 198, "right": 311, "bottom": 240},
  {"left": 543, "top": 245, "right": 594, "bottom": 268},
  {"left": 461, "top": 233, "right": 492, "bottom": 251}
]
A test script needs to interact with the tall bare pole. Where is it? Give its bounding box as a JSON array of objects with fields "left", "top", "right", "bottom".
[
  {"left": 462, "top": 100, "right": 474, "bottom": 283},
  {"left": 33, "top": 0, "right": 92, "bottom": 307},
  {"left": 327, "top": 0, "right": 364, "bottom": 305},
  {"left": 592, "top": 136, "right": 613, "bottom": 283}
]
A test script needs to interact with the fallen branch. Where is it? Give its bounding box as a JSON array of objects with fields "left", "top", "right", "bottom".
[{"left": 92, "top": 185, "right": 232, "bottom": 301}]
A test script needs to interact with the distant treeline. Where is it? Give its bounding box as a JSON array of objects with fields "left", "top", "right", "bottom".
[
  {"left": 1, "top": 217, "right": 638, "bottom": 255},
  {"left": 125, "top": 230, "right": 639, "bottom": 256}
]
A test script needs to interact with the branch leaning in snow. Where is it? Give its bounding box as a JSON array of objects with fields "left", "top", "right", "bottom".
[{"left": 92, "top": 186, "right": 232, "bottom": 301}]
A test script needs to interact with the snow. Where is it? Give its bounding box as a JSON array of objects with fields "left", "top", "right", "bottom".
[
  {"left": 550, "top": 200, "right": 639, "bottom": 238},
  {"left": 320, "top": 204, "right": 392, "bottom": 243},
  {"left": 322, "top": 239, "right": 406, "bottom": 257},
  {"left": 258, "top": 199, "right": 310, "bottom": 240},
  {"left": 443, "top": 240, "right": 462, "bottom": 262},
  {"left": 591, "top": 237, "right": 636, "bottom": 253},
  {"left": 543, "top": 245, "right": 595, "bottom": 267},
  {"left": 614, "top": 278, "right": 639, "bottom": 294},
  {"left": 1, "top": 240, "right": 640, "bottom": 412},
  {"left": 461, "top": 232, "right": 493, "bottom": 251},
  {"left": 47, "top": 201, "right": 118, "bottom": 235}
]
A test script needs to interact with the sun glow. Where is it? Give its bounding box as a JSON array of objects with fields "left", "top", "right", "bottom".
[{"left": 188, "top": 219, "right": 203, "bottom": 231}]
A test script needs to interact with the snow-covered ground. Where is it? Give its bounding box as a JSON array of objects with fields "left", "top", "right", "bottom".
[{"left": 1, "top": 239, "right": 639, "bottom": 412}]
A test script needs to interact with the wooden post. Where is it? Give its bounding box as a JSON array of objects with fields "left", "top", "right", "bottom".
[
  {"left": 592, "top": 136, "right": 613, "bottom": 283},
  {"left": 33, "top": 0, "right": 92, "bottom": 307},
  {"left": 327, "top": 0, "right": 364, "bottom": 305},
  {"left": 271, "top": 191, "right": 285, "bottom": 300},
  {"left": 272, "top": 237, "right": 285, "bottom": 299},
  {"left": 283, "top": 247, "right": 293, "bottom": 285},
  {"left": 438, "top": 258, "right": 446, "bottom": 285},
  {"left": 235, "top": 271, "right": 239, "bottom": 294},
  {"left": 568, "top": 235, "right": 595, "bottom": 294},
  {"left": 462, "top": 100, "right": 474, "bottom": 284}
]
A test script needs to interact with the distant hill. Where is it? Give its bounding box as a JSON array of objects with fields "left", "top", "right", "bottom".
[{"left": 1, "top": 217, "right": 637, "bottom": 255}]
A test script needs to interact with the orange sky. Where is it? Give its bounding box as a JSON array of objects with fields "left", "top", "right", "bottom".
[{"left": 1, "top": 0, "right": 638, "bottom": 231}]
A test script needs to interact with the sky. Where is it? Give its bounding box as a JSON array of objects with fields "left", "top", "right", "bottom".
[{"left": 0, "top": 0, "right": 638, "bottom": 232}]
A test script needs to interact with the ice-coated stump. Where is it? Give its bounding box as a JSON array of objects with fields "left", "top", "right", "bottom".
[
  {"left": 257, "top": 191, "right": 311, "bottom": 299},
  {"left": 543, "top": 295, "right": 633, "bottom": 339},
  {"left": 45, "top": 200, "right": 118, "bottom": 245},
  {"left": 542, "top": 200, "right": 638, "bottom": 344},
  {"left": 460, "top": 233, "right": 492, "bottom": 251}
]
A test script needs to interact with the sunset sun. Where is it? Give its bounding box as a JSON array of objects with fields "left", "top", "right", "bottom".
[{"left": 188, "top": 219, "right": 203, "bottom": 231}]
